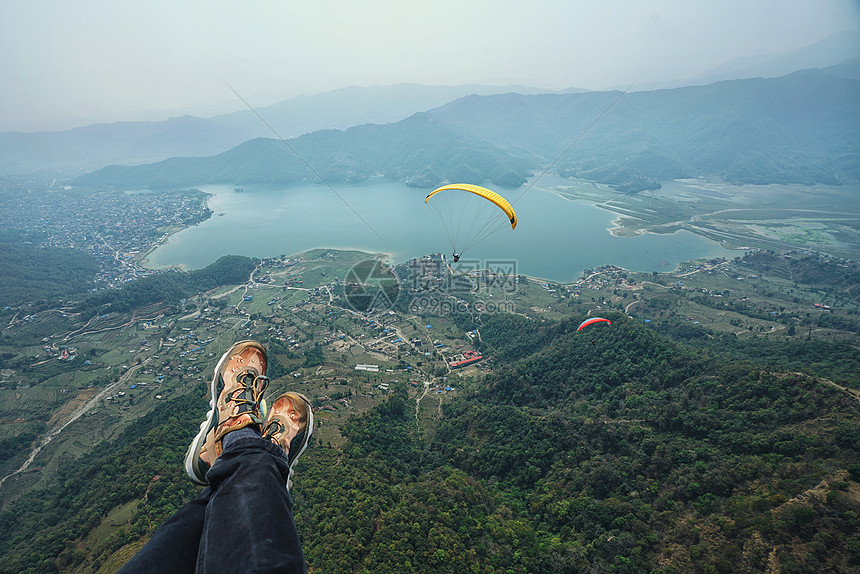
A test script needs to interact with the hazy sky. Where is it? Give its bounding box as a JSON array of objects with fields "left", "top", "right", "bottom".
[{"left": 1, "top": 0, "right": 858, "bottom": 131}]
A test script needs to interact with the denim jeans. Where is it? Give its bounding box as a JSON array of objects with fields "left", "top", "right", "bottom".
[{"left": 118, "top": 437, "right": 306, "bottom": 573}]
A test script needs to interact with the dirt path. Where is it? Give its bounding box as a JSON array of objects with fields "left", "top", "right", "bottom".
[
  {"left": 674, "top": 260, "right": 732, "bottom": 278},
  {"left": 211, "top": 285, "right": 243, "bottom": 299},
  {"left": 819, "top": 377, "right": 860, "bottom": 406},
  {"left": 0, "top": 358, "right": 151, "bottom": 488},
  {"left": 765, "top": 470, "right": 856, "bottom": 539},
  {"left": 414, "top": 382, "right": 430, "bottom": 430}
]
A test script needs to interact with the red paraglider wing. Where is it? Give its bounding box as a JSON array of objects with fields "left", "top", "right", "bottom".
[{"left": 577, "top": 317, "right": 611, "bottom": 331}]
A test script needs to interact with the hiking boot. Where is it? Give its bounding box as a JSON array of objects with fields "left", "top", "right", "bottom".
[
  {"left": 261, "top": 392, "right": 314, "bottom": 490},
  {"left": 184, "top": 340, "right": 269, "bottom": 485}
]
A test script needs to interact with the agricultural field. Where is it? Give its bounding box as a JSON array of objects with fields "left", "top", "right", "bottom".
[
  {"left": 551, "top": 179, "right": 860, "bottom": 259},
  {"left": 2, "top": 246, "right": 858, "bottom": 502}
]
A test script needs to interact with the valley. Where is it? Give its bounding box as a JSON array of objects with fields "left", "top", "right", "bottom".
[{"left": 0, "top": 235, "right": 857, "bottom": 571}]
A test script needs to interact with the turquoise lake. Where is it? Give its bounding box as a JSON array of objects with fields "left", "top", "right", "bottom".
[{"left": 143, "top": 177, "right": 739, "bottom": 283}]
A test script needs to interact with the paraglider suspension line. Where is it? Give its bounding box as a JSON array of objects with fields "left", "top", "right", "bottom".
[
  {"left": 511, "top": 82, "right": 634, "bottom": 207},
  {"left": 224, "top": 81, "right": 390, "bottom": 249}
]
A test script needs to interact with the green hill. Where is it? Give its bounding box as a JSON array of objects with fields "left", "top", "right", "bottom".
[
  {"left": 1, "top": 307, "right": 857, "bottom": 572},
  {"left": 73, "top": 114, "right": 533, "bottom": 190},
  {"left": 428, "top": 61, "right": 860, "bottom": 188}
]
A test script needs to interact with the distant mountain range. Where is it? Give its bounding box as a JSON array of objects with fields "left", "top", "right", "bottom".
[
  {"left": 74, "top": 114, "right": 532, "bottom": 190},
  {"left": 0, "top": 115, "right": 254, "bottom": 175},
  {"left": 426, "top": 60, "right": 860, "bottom": 188},
  {"left": 2, "top": 30, "right": 857, "bottom": 177},
  {"left": 0, "top": 84, "right": 573, "bottom": 175},
  {"left": 688, "top": 28, "right": 860, "bottom": 86},
  {"left": 73, "top": 59, "right": 860, "bottom": 191}
]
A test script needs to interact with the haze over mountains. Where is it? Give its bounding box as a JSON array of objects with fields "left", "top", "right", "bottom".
[
  {"left": 638, "top": 28, "right": 860, "bottom": 89},
  {"left": 693, "top": 29, "right": 860, "bottom": 83},
  {"left": 1, "top": 30, "right": 857, "bottom": 178},
  {"left": 73, "top": 60, "right": 860, "bottom": 192},
  {"left": 0, "top": 84, "right": 569, "bottom": 175}
]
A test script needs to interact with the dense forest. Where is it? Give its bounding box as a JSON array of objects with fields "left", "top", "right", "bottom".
[
  {"left": 0, "top": 391, "right": 206, "bottom": 572},
  {"left": 0, "top": 231, "right": 99, "bottom": 308},
  {"left": 74, "top": 255, "right": 257, "bottom": 316},
  {"left": 0, "top": 310, "right": 856, "bottom": 573},
  {"left": 298, "top": 317, "right": 860, "bottom": 573}
]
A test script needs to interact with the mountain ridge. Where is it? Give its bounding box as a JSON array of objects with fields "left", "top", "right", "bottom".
[
  {"left": 74, "top": 61, "right": 860, "bottom": 190},
  {"left": 691, "top": 28, "right": 860, "bottom": 85},
  {"left": 3, "top": 29, "right": 857, "bottom": 176},
  {"left": 0, "top": 84, "right": 567, "bottom": 176}
]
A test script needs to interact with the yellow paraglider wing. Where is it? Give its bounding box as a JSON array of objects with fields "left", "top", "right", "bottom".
[{"left": 425, "top": 184, "right": 517, "bottom": 230}]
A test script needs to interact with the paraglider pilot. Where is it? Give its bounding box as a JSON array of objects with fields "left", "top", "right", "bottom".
[{"left": 424, "top": 184, "right": 517, "bottom": 267}]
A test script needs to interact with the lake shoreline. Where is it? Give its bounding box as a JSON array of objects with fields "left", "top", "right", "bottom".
[{"left": 139, "top": 178, "right": 745, "bottom": 282}]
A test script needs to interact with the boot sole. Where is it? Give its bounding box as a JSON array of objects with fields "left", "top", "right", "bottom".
[{"left": 285, "top": 392, "right": 314, "bottom": 489}]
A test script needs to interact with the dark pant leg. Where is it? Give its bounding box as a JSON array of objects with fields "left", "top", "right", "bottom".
[
  {"left": 196, "top": 437, "right": 306, "bottom": 574},
  {"left": 117, "top": 489, "right": 210, "bottom": 574}
]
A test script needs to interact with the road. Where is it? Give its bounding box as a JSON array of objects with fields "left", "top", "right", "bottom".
[{"left": 0, "top": 357, "right": 152, "bottom": 488}]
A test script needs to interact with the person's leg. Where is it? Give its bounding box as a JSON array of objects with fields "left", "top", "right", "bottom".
[
  {"left": 120, "top": 340, "right": 272, "bottom": 573},
  {"left": 184, "top": 342, "right": 313, "bottom": 573},
  {"left": 195, "top": 435, "right": 306, "bottom": 573},
  {"left": 260, "top": 392, "right": 314, "bottom": 491},
  {"left": 119, "top": 339, "right": 267, "bottom": 573},
  {"left": 116, "top": 489, "right": 209, "bottom": 574},
  {"left": 121, "top": 341, "right": 313, "bottom": 573}
]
